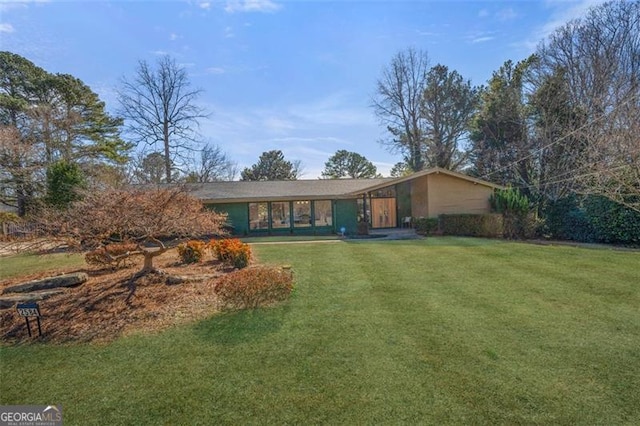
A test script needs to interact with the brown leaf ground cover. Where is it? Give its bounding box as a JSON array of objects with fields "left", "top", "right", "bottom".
[{"left": 0, "top": 250, "right": 232, "bottom": 344}]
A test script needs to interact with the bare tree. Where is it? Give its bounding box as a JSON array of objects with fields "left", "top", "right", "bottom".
[
  {"left": 0, "top": 125, "right": 41, "bottom": 215},
  {"left": 536, "top": 0, "right": 640, "bottom": 211},
  {"left": 372, "top": 48, "right": 430, "bottom": 172},
  {"left": 118, "top": 56, "right": 208, "bottom": 183},
  {"left": 185, "top": 144, "right": 237, "bottom": 183}
]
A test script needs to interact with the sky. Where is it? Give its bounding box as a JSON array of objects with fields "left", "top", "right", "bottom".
[{"left": 0, "top": 0, "right": 606, "bottom": 179}]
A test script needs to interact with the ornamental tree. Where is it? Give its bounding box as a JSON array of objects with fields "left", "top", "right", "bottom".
[{"left": 32, "top": 187, "right": 227, "bottom": 295}]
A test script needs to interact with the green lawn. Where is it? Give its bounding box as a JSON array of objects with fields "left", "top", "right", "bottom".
[
  {"left": 1, "top": 238, "right": 639, "bottom": 424},
  {"left": 0, "top": 252, "right": 85, "bottom": 280}
]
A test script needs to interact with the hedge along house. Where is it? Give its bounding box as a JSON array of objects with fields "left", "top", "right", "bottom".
[{"left": 187, "top": 167, "right": 502, "bottom": 236}]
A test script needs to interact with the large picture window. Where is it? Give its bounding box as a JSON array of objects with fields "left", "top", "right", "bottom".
[
  {"left": 270, "top": 201, "right": 290, "bottom": 229},
  {"left": 293, "top": 200, "right": 311, "bottom": 227},
  {"left": 248, "top": 202, "right": 268, "bottom": 230},
  {"left": 314, "top": 200, "right": 332, "bottom": 227}
]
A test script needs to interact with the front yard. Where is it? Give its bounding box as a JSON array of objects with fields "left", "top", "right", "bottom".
[{"left": 1, "top": 237, "right": 638, "bottom": 424}]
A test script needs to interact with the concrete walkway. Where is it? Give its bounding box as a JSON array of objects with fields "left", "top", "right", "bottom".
[{"left": 367, "top": 227, "right": 424, "bottom": 240}]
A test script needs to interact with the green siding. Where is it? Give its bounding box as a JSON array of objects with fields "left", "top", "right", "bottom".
[
  {"left": 334, "top": 199, "right": 359, "bottom": 235},
  {"left": 208, "top": 203, "right": 249, "bottom": 235},
  {"left": 207, "top": 199, "right": 358, "bottom": 236},
  {"left": 396, "top": 181, "right": 412, "bottom": 221}
]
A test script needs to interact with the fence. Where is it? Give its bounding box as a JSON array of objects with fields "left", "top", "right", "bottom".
[{"left": 1, "top": 221, "right": 45, "bottom": 239}]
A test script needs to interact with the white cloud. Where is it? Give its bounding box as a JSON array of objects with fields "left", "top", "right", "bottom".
[
  {"left": 197, "top": 93, "right": 385, "bottom": 178},
  {"left": 205, "top": 67, "right": 225, "bottom": 74},
  {"left": 478, "top": 9, "right": 489, "bottom": 18},
  {"left": 152, "top": 50, "right": 169, "bottom": 56},
  {"left": 224, "top": 26, "right": 235, "bottom": 38},
  {"left": 519, "top": 0, "right": 607, "bottom": 51},
  {"left": 224, "top": 0, "right": 281, "bottom": 14},
  {"left": 471, "top": 36, "right": 495, "bottom": 44},
  {"left": 0, "top": 23, "right": 14, "bottom": 33},
  {"left": 198, "top": 1, "right": 211, "bottom": 10},
  {"left": 169, "top": 32, "right": 179, "bottom": 41},
  {"left": 0, "top": 0, "right": 49, "bottom": 13}
]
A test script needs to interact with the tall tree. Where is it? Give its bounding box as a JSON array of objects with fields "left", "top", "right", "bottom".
[
  {"left": 529, "top": 66, "right": 587, "bottom": 202},
  {"left": 469, "top": 57, "right": 537, "bottom": 193},
  {"left": 240, "top": 150, "right": 301, "bottom": 181},
  {"left": 422, "top": 64, "right": 479, "bottom": 170},
  {"left": 45, "top": 160, "right": 86, "bottom": 209},
  {"left": 389, "top": 161, "right": 411, "bottom": 177},
  {"left": 185, "top": 144, "right": 237, "bottom": 183},
  {"left": 118, "top": 55, "right": 207, "bottom": 183},
  {"left": 372, "top": 48, "right": 430, "bottom": 172},
  {"left": 0, "top": 51, "right": 128, "bottom": 215},
  {"left": 131, "top": 152, "right": 172, "bottom": 184},
  {"left": 535, "top": 0, "right": 640, "bottom": 212},
  {"left": 321, "top": 150, "right": 379, "bottom": 179}
]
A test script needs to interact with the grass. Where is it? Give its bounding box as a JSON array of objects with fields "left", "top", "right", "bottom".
[
  {"left": 1, "top": 237, "right": 639, "bottom": 424},
  {"left": 0, "top": 252, "right": 85, "bottom": 280}
]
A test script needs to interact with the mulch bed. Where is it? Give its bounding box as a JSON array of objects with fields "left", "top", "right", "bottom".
[{"left": 0, "top": 251, "right": 234, "bottom": 344}]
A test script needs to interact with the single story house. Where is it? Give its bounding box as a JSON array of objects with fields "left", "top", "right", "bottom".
[{"left": 187, "top": 167, "right": 503, "bottom": 236}]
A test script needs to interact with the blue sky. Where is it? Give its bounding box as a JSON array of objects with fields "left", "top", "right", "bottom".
[{"left": 1, "top": 0, "right": 605, "bottom": 178}]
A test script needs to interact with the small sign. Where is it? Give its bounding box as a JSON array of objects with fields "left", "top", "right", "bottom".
[
  {"left": 16, "top": 302, "right": 43, "bottom": 337},
  {"left": 17, "top": 302, "right": 41, "bottom": 317}
]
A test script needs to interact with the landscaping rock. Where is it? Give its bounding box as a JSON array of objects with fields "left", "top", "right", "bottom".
[
  {"left": 0, "top": 289, "right": 65, "bottom": 309},
  {"left": 2, "top": 272, "right": 88, "bottom": 294}
]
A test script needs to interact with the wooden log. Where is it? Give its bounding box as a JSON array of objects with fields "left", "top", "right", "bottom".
[
  {"left": 0, "top": 289, "right": 65, "bottom": 309},
  {"left": 2, "top": 272, "right": 88, "bottom": 294}
]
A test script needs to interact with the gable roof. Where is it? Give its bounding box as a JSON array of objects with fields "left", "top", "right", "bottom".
[
  {"left": 345, "top": 167, "right": 504, "bottom": 195},
  {"left": 186, "top": 167, "right": 502, "bottom": 204},
  {"left": 186, "top": 178, "right": 394, "bottom": 203}
]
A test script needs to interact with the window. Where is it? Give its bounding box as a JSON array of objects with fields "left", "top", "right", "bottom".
[
  {"left": 293, "top": 200, "right": 311, "bottom": 227},
  {"left": 314, "top": 200, "right": 332, "bottom": 227},
  {"left": 371, "top": 186, "right": 396, "bottom": 198},
  {"left": 248, "top": 203, "right": 268, "bottom": 230},
  {"left": 270, "top": 202, "right": 290, "bottom": 229}
]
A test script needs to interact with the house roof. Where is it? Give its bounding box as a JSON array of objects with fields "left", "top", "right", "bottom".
[
  {"left": 185, "top": 178, "right": 395, "bottom": 203},
  {"left": 345, "top": 167, "right": 505, "bottom": 195},
  {"left": 183, "top": 167, "right": 502, "bottom": 203}
]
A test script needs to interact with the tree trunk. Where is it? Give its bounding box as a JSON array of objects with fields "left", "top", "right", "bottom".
[{"left": 142, "top": 253, "right": 155, "bottom": 272}]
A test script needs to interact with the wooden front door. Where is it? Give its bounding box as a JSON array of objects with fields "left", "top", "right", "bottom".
[{"left": 370, "top": 198, "right": 397, "bottom": 228}]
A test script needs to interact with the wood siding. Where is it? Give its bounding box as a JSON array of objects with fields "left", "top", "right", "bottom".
[{"left": 426, "top": 173, "right": 493, "bottom": 217}]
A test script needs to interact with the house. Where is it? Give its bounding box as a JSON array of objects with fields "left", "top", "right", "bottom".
[{"left": 187, "top": 167, "right": 503, "bottom": 236}]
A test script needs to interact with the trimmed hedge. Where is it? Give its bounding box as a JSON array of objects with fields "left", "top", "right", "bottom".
[
  {"left": 439, "top": 214, "right": 503, "bottom": 238},
  {"left": 414, "top": 217, "right": 438, "bottom": 235},
  {"left": 542, "top": 195, "right": 640, "bottom": 245}
]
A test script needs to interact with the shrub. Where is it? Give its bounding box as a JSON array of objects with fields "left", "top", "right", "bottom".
[
  {"left": 210, "top": 238, "right": 251, "bottom": 269},
  {"left": 177, "top": 240, "right": 207, "bottom": 264},
  {"left": 491, "top": 188, "right": 534, "bottom": 239},
  {"left": 213, "top": 265, "right": 294, "bottom": 310},
  {"left": 542, "top": 195, "right": 640, "bottom": 245},
  {"left": 414, "top": 217, "right": 438, "bottom": 235},
  {"left": 439, "top": 214, "right": 503, "bottom": 238},
  {"left": 85, "top": 242, "right": 139, "bottom": 269}
]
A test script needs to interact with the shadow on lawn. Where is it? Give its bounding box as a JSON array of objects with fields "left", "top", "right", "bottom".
[{"left": 192, "top": 305, "right": 290, "bottom": 345}]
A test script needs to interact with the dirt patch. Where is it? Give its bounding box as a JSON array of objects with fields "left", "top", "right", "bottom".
[{"left": 0, "top": 250, "right": 233, "bottom": 344}]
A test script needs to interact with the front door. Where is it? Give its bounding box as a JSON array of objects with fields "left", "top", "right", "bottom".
[{"left": 370, "top": 198, "right": 397, "bottom": 228}]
